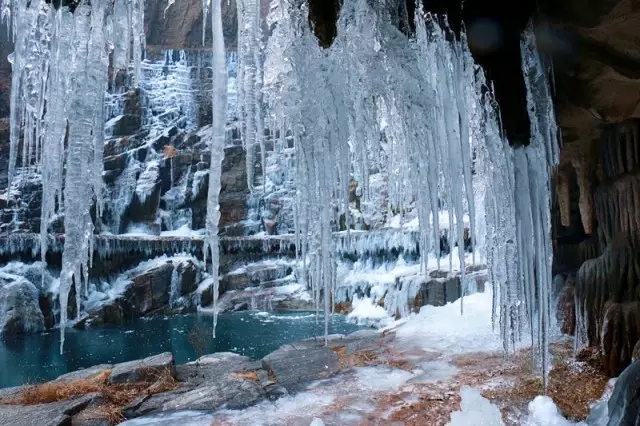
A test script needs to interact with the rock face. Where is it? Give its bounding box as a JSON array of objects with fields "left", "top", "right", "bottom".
[
  {"left": 0, "top": 273, "right": 44, "bottom": 336},
  {"left": 574, "top": 233, "right": 640, "bottom": 375},
  {"left": 555, "top": 119, "right": 640, "bottom": 376}
]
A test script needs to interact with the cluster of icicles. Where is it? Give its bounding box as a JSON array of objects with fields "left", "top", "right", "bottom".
[
  {"left": 1, "top": 0, "right": 146, "bottom": 351},
  {"left": 264, "top": 0, "right": 559, "bottom": 386}
]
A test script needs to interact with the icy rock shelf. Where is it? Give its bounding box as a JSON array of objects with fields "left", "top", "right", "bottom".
[{"left": 0, "top": 229, "right": 435, "bottom": 261}]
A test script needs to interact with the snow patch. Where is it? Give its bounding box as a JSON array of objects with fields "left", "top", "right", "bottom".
[
  {"left": 395, "top": 289, "right": 508, "bottom": 354},
  {"left": 347, "top": 296, "right": 393, "bottom": 327},
  {"left": 447, "top": 386, "right": 504, "bottom": 426}
]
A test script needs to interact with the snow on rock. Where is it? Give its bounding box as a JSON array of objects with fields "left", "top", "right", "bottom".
[
  {"left": 119, "top": 411, "right": 216, "bottom": 426},
  {"left": 0, "top": 272, "right": 45, "bottom": 335},
  {"left": 394, "top": 290, "right": 505, "bottom": 355},
  {"left": 524, "top": 396, "right": 574, "bottom": 426},
  {"left": 347, "top": 296, "right": 393, "bottom": 328},
  {"left": 447, "top": 386, "right": 504, "bottom": 426}
]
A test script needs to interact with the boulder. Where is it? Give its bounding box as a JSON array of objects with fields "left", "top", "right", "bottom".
[
  {"left": 110, "top": 352, "right": 175, "bottom": 385},
  {"left": 176, "top": 260, "right": 199, "bottom": 296},
  {"left": 262, "top": 344, "right": 341, "bottom": 391},
  {"left": 75, "top": 299, "right": 128, "bottom": 329},
  {"left": 124, "top": 353, "right": 266, "bottom": 418},
  {"left": 0, "top": 393, "right": 97, "bottom": 426},
  {"left": 607, "top": 360, "right": 640, "bottom": 426},
  {"left": 175, "top": 352, "right": 262, "bottom": 387},
  {"left": 125, "top": 378, "right": 264, "bottom": 418},
  {"left": 0, "top": 273, "right": 44, "bottom": 336},
  {"left": 123, "top": 263, "right": 173, "bottom": 316}
]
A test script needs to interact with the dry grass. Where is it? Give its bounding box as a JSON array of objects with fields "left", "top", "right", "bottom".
[
  {"left": 382, "top": 389, "right": 462, "bottom": 426},
  {"left": 163, "top": 145, "right": 179, "bottom": 159},
  {"left": 1, "top": 367, "right": 180, "bottom": 425},
  {"left": 6, "top": 370, "right": 111, "bottom": 405},
  {"left": 330, "top": 344, "right": 413, "bottom": 372},
  {"left": 232, "top": 371, "right": 260, "bottom": 382}
]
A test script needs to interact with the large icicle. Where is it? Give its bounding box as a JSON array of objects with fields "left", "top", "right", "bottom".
[
  {"left": 203, "top": 0, "right": 228, "bottom": 337},
  {"left": 236, "top": 0, "right": 261, "bottom": 192}
]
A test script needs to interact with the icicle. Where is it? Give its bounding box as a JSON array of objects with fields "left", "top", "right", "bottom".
[{"left": 204, "top": 0, "right": 228, "bottom": 338}]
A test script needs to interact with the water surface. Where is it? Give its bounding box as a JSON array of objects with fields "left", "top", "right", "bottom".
[{"left": 0, "top": 311, "right": 364, "bottom": 388}]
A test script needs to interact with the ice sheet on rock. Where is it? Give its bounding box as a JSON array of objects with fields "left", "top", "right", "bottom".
[
  {"left": 214, "top": 365, "right": 412, "bottom": 425},
  {"left": 119, "top": 410, "right": 215, "bottom": 426}
]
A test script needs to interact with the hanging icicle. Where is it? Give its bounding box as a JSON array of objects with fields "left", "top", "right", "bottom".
[{"left": 204, "top": 0, "right": 228, "bottom": 337}]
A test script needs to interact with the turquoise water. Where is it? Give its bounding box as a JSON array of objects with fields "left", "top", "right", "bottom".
[{"left": 0, "top": 311, "right": 364, "bottom": 389}]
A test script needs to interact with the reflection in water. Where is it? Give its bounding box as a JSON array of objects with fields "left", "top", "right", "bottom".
[{"left": 0, "top": 311, "right": 364, "bottom": 388}]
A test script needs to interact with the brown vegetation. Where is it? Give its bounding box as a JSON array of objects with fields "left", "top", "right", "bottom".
[
  {"left": 163, "top": 144, "right": 179, "bottom": 159},
  {"left": 232, "top": 371, "right": 260, "bottom": 382},
  {"left": 330, "top": 345, "right": 413, "bottom": 371},
  {"left": 481, "top": 341, "right": 608, "bottom": 423},
  {"left": 1, "top": 367, "right": 179, "bottom": 425}
]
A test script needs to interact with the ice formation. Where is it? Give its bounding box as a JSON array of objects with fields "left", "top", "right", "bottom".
[
  {"left": 202, "top": 0, "right": 228, "bottom": 337},
  {"left": 3, "top": 0, "right": 145, "bottom": 350},
  {"left": 235, "top": 0, "right": 264, "bottom": 192}
]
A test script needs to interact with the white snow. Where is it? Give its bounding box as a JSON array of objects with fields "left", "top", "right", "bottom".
[
  {"left": 395, "top": 289, "right": 506, "bottom": 354},
  {"left": 524, "top": 396, "right": 574, "bottom": 426},
  {"left": 347, "top": 296, "right": 393, "bottom": 327}
]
